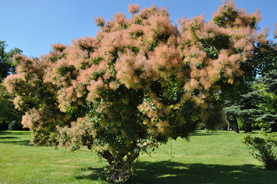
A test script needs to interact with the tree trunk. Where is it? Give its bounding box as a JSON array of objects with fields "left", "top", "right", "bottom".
[
  {"left": 2, "top": 119, "right": 8, "bottom": 130},
  {"left": 100, "top": 150, "right": 139, "bottom": 183},
  {"left": 244, "top": 121, "right": 252, "bottom": 133},
  {"left": 107, "top": 160, "right": 130, "bottom": 183},
  {"left": 227, "top": 115, "right": 240, "bottom": 133}
]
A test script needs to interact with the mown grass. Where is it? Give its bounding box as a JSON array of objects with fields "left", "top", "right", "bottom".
[{"left": 0, "top": 131, "right": 276, "bottom": 184}]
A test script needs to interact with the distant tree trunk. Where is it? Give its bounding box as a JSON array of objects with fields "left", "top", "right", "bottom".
[
  {"left": 227, "top": 115, "right": 240, "bottom": 133},
  {"left": 244, "top": 120, "right": 252, "bottom": 133},
  {"left": 2, "top": 119, "right": 8, "bottom": 130},
  {"left": 233, "top": 117, "right": 240, "bottom": 133}
]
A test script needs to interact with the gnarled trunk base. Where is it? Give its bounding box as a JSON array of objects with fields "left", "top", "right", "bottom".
[
  {"left": 100, "top": 150, "right": 139, "bottom": 183},
  {"left": 107, "top": 161, "right": 132, "bottom": 183}
]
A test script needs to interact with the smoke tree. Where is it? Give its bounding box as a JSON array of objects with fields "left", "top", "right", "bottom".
[{"left": 4, "top": 1, "right": 265, "bottom": 182}]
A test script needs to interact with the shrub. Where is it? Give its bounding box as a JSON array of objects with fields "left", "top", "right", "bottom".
[
  {"left": 243, "top": 133, "right": 277, "bottom": 170},
  {"left": 8, "top": 120, "right": 23, "bottom": 130}
]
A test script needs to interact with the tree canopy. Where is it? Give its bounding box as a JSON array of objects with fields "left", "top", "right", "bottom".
[
  {"left": 224, "top": 28, "right": 277, "bottom": 133},
  {"left": 253, "top": 69, "right": 277, "bottom": 131},
  {"left": 0, "top": 41, "right": 22, "bottom": 81}
]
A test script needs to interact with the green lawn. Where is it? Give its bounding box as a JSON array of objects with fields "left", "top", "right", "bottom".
[{"left": 0, "top": 131, "right": 276, "bottom": 184}]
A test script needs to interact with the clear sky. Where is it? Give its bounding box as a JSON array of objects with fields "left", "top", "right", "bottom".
[{"left": 1, "top": 0, "right": 276, "bottom": 57}]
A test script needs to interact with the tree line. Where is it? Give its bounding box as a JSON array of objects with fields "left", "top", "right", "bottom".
[{"left": 0, "top": 41, "right": 23, "bottom": 130}]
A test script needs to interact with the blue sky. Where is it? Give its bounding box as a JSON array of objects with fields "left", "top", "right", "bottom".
[{"left": 1, "top": 0, "right": 276, "bottom": 57}]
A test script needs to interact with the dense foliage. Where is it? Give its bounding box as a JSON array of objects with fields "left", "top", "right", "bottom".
[
  {"left": 237, "top": 24, "right": 277, "bottom": 171},
  {"left": 253, "top": 70, "right": 277, "bottom": 132},
  {"left": 0, "top": 83, "right": 22, "bottom": 128},
  {"left": 224, "top": 33, "right": 277, "bottom": 133},
  {"left": 253, "top": 35, "right": 277, "bottom": 131},
  {"left": 4, "top": 1, "right": 267, "bottom": 182},
  {"left": 244, "top": 133, "right": 277, "bottom": 170},
  {"left": 0, "top": 41, "right": 23, "bottom": 130},
  {"left": 0, "top": 41, "right": 22, "bottom": 80}
]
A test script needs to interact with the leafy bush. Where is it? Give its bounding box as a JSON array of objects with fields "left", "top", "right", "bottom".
[
  {"left": 243, "top": 133, "right": 277, "bottom": 170},
  {"left": 8, "top": 120, "right": 23, "bottom": 130}
]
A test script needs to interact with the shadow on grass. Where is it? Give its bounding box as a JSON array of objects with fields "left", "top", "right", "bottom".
[
  {"left": 0, "top": 131, "right": 31, "bottom": 146},
  {"left": 190, "top": 132, "right": 222, "bottom": 136},
  {"left": 190, "top": 131, "right": 260, "bottom": 137},
  {"left": 0, "top": 131, "right": 10, "bottom": 135},
  {"left": 76, "top": 161, "right": 277, "bottom": 184},
  {"left": 75, "top": 167, "right": 106, "bottom": 181},
  {"left": 0, "top": 131, "right": 30, "bottom": 135},
  {"left": 0, "top": 140, "right": 31, "bottom": 146},
  {"left": 0, "top": 136, "right": 17, "bottom": 139}
]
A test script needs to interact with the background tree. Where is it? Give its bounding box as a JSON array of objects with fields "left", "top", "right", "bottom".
[
  {"left": 0, "top": 83, "right": 22, "bottom": 129},
  {"left": 243, "top": 27, "right": 277, "bottom": 171},
  {"left": 223, "top": 27, "right": 276, "bottom": 133},
  {"left": 254, "top": 69, "right": 277, "bottom": 132},
  {"left": 0, "top": 41, "right": 22, "bottom": 80},
  {"left": 4, "top": 1, "right": 264, "bottom": 182},
  {"left": 0, "top": 41, "right": 23, "bottom": 130},
  {"left": 254, "top": 26, "right": 277, "bottom": 131}
]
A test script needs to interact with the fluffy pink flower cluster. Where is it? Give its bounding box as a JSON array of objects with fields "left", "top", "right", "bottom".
[
  {"left": 274, "top": 22, "right": 277, "bottom": 38},
  {"left": 128, "top": 3, "right": 140, "bottom": 14}
]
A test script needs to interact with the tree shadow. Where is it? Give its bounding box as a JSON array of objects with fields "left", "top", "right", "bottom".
[
  {"left": 0, "top": 140, "right": 31, "bottom": 146},
  {"left": 0, "top": 131, "right": 30, "bottom": 135},
  {"left": 191, "top": 131, "right": 261, "bottom": 136},
  {"left": 0, "top": 131, "right": 10, "bottom": 135},
  {"left": 190, "top": 132, "right": 223, "bottom": 136},
  {"left": 75, "top": 161, "right": 277, "bottom": 184},
  {"left": 133, "top": 161, "right": 277, "bottom": 184},
  {"left": 0, "top": 131, "right": 32, "bottom": 146},
  {"left": 75, "top": 167, "right": 106, "bottom": 181},
  {"left": 0, "top": 136, "right": 17, "bottom": 139}
]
